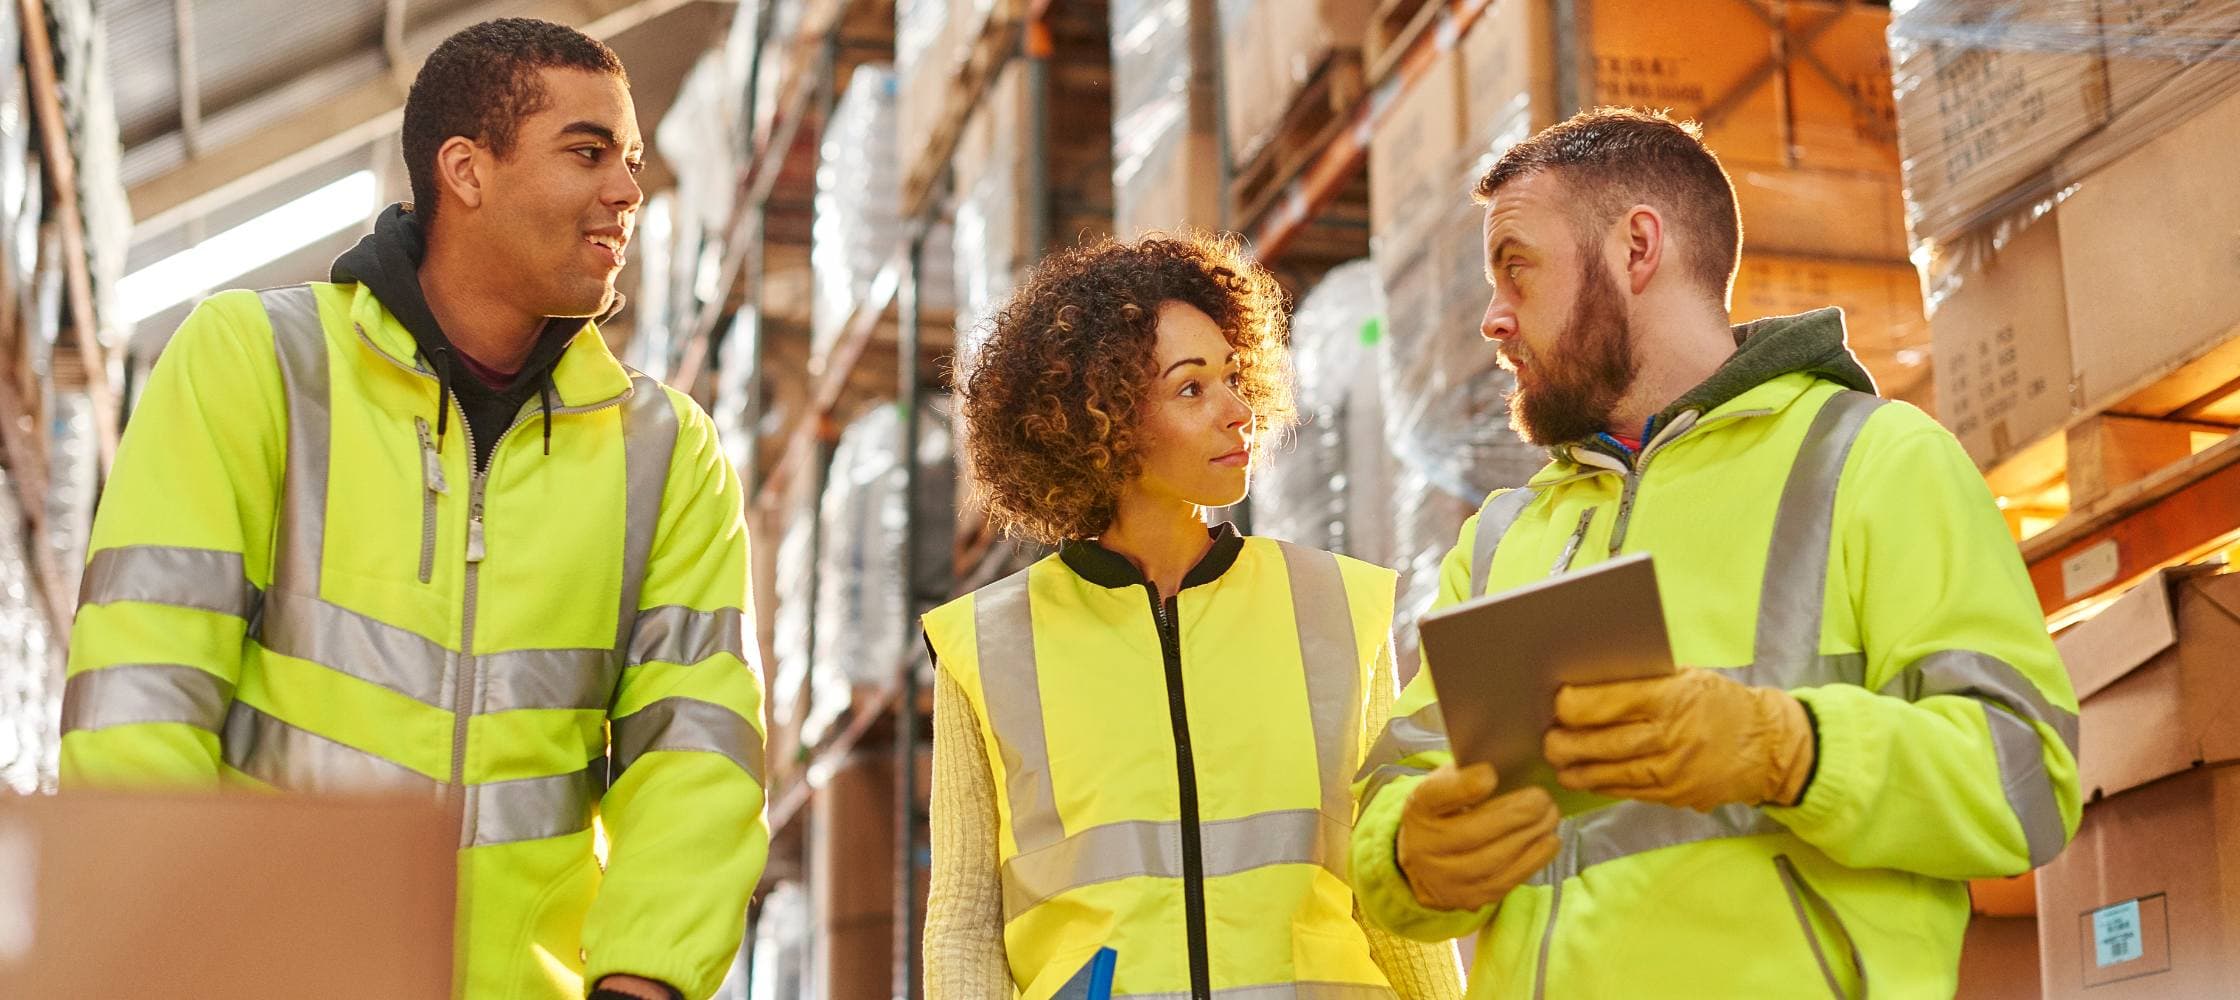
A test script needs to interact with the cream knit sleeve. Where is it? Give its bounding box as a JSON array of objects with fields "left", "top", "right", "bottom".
[
  {"left": 924, "top": 669, "right": 1015, "bottom": 1000},
  {"left": 1356, "top": 638, "right": 1466, "bottom": 999}
]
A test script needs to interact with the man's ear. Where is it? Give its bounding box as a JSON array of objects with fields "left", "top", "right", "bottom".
[
  {"left": 434, "top": 136, "right": 487, "bottom": 211},
  {"left": 1621, "top": 204, "right": 1665, "bottom": 296}
]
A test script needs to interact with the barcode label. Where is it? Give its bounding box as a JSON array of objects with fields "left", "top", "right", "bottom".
[{"left": 2094, "top": 899, "right": 2144, "bottom": 968}]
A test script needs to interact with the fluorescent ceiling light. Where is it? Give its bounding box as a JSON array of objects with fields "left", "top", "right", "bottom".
[{"left": 119, "top": 169, "right": 377, "bottom": 323}]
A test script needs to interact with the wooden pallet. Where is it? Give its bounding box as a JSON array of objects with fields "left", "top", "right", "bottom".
[
  {"left": 1230, "top": 52, "right": 1367, "bottom": 235},
  {"left": 1989, "top": 334, "right": 2240, "bottom": 553},
  {"left": 899, "top": 0, "right": 1027, "bottom": 221},
  {"left": 1366, "top": 0, "right": 1444, "bottom": 85}
]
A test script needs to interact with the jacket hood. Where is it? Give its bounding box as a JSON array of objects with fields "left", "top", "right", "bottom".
[{"left": 1663, "top": 307, "right": 1878, "bottom": 421}]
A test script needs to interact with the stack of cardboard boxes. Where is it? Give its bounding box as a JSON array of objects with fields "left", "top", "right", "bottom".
[
  {"left": 1899, "top": 0, "right": 2240, "bottom": 472},
  {"left": 2035, "top": 565, "right": 2240, "bottom": 997},
  {"left": 1109, "top": 0, "right": 1223, "bottom": 236},
  {"left": 1358, "top": 0, "right": 1928, "bottom": 660},
  {"left": 896, "top": 0, "right": 1023, "bottom": 204}
]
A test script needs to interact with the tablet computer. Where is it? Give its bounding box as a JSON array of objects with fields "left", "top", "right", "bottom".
[{"left": 1417, "top": 551, "right": 1676, "bottom": 814}]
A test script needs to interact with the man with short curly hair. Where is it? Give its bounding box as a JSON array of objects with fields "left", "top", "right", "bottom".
[{"left": 61, "top": 19, "right": 766, "bottom": 1000}]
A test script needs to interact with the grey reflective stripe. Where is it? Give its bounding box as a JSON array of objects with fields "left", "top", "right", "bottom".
[
  {"left": 1774, "top": 855, "right": 1869, "bottom": 999},
  {"left": 1355, "top": 701, "right": 1446, "bottom": 802},
  {"left": 1001, "top": 809, "right": 1347, "bottom": 920},
  {"left": 1274, "top": 541, "right": 1363, "bottom": 827},
  {"left": 223, "top": 700, "right": 434, "bottom": 792},
  {"left": 1469, "top": 488, "right": 1538, "bottom": 598},
  {"left": 78, "top": 545, "right": 261, "bottom": 620},
  {"left": 1118, "top": 984, "right": 1395, "bottom": 1000},
  {"left": 610, "top": 695, "right": 764, "bottom": 781},
  {"left": 1530, "top": 879, "right": 1561, "bottom": 1000},
  {"left": 972, "top": 567, "right": 1066, "bottom": 855},
  {"left": 465, "top": 763, "right": 604, "bottom": 847},
  {"left": 614, "top": 375, "right": 679, "bottom": 653},
  {"left": 1883, "top": 649, "right": 2080, "bottom": 756},
  {"left": 1733, "top": 652, "right": 1867, "bottom": 692},
  {"left": 259, "top": 590, "right": 451, "bottom": 705},
  {"left": 262, "top": 285, "right": 331, "bottom": 595},
  {"left": 479, "top": 646, "right": 621, "bottom": 713},
  {"left": 1750, "top": 391, "right": 1882, "bottom": 677},
  {"left": 61, "top": 664, "right": 234, "bottom": 734},
  {"left": 1526, "top": 800, "right": 1784, "bottom": 887},
  {"left": 1880, "top": 648, "right": 2076, "bottom": 867},
  {"left": 627, "top": 605, "right": 748, "bottom": 667},
  {"left": 78, "top": 542, "right": 259, "bottom": 623}
]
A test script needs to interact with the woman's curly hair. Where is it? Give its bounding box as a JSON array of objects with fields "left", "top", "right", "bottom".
[{"left": 959, "top": 234, "right": 1295, "bottom": 544}]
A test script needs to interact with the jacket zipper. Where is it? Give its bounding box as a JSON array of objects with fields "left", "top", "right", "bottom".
[
  {"left": 416, "top": 417, "right": 445, "bottom": 584},
  {"left": 1147, "top": 583, "right": 1211, "bottom": 1000}
]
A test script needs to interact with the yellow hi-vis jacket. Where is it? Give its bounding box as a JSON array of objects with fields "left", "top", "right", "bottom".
[
  {"left": 60, "top": 283, "right": 769, "bottom": 1000},
  {"left": 923, "top": 527, "right": 1403, "bottom": 999},
  {"left": 1351, "top": 312, "right": 2081, "bottom": 998}
]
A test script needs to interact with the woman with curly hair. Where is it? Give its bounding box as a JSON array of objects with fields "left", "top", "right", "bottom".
[{"left": 920, "top": 235, "right": 1462, "bottom": 1000}]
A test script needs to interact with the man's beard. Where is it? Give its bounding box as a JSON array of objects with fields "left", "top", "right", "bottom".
[{"left": 1502, "top": 255, "right": 1639, "bottom": 446}]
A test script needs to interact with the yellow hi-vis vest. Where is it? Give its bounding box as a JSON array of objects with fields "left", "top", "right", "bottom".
[
  {"left": 61, "top": 284, "right": 770, "bottom": 1000},
  {"left": 923, "top": 529, "right": 1400, "bottom": 1000}
]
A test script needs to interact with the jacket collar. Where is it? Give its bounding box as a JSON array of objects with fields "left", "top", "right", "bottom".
[
  {"left": 1534, "top": 371, "right": 1824, "bottom": 485},
  {"left": 1058, "top": 522, "right": 1245, "bottom": 592},
  {"left": 345, "top": 282, "right": 634, "bottom": 408}
]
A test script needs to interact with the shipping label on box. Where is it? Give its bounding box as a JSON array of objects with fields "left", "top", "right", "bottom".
[{"left": 1929, "top": 213, "right": 2074, "bottom": 467}]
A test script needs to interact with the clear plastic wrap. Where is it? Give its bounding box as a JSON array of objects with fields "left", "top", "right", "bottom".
[
  {"left": 1250, "top": 259, "right": 1381, "bottom": 555},
  {"left": 950, "top": 63, "right": 1032, "bottom": 359},
  {"left": 752, "top": 0, "right": 805, "bottom": 152},
  {"left": 0, "top": 466, "right": 61, "bottom": 794},
  {"left": 811, "top": 64, "right": 956, "bottom": 361},
  {"left": 656, "top": 50, "right": 747, "bottom": 238},
  {"left": 46, "top": 0, "right": 131, "bottom": 357},
  {"left": 1216, "top": 0, "right": 1366, "bottom": 169},
  {"left": 1376, "top": 207, "right": 1543, "bottom": 670},
  {"left": 770, "top": 465, "right": 840, "bottom": 744},
  {"left": 1890, "top": 0, "right": 2240, "bottom": 305},
  {"left": 712, "top": 308, "right": 760, "bottom": 479},
  {"left": 745, "top": 881, "right": 811, "bottom": 1000},
  {"left": 42, "top": 391, "right": 94, "bottom": 599},
  {"left": 812, "top": 401, "right": 955, "bottom": 704},
  {"left": 1109, "top": 0, "right": 1218, "bottom": 235}
]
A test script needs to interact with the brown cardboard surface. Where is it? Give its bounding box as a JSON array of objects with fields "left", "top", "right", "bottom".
[
  {"left": 2066, "top": 570, "right": 2240, "bottom": 799},
  {"left": 1221, "top": 0, "right": 1372, "bottom": 168},
  {"left": 0, "top": 793, "right": 454, "bottom": 998},
  {"left": 1891, "top": 0, "right": 2111, "bottom": 244},
  {"left": 1783, "top": 2, "right": 1903, "bottom": 175},
  {"left": 1959, "top": 915, "right": 2044, "bottom": 1000},
  {"left": 1732, "top": 166, "right": 1912, "bottom": 261},
  {"left": 1929, "top": 210, "right": 2075, "bottom": 467},
  {"left": 1730, "top": 254, "right": 1929, "bottom": 403},
  {"left": 2099, "top": 0, "right": 2240, "bottom": 117},
  {"left": 1460, "top": 0, "right": 1556, "bottom": 161},
  {"left": 2036, "top": 763, "right": 2240, "bottom": 999},
  {"left": 1116, "top": 125, "right": 1224, "bottom": 238},
  {"left": 1369, "top": 45, "right": 1472, "bottom": 256},
  {"left": 2052, "top": 565, "right": 2185, "bottom": 701},
  {"left": 1585, "top": 0, "right": 1787, "bottom": 166},
  {"left": 2059, "top": 88, "right": 2240, "bottom": 412}
]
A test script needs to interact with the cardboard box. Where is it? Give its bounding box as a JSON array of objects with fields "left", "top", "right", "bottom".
[
  {"left": 2098, "top": 0, "right": 2240, "bottom": 118},
  {"left": 1219, "top": 0, "right": 1373, "bottom": 169},
  {"left": 1369, "top": 46, "right": 1472, "bottom": 256},
  {"left": 1732, "top": 165, "right": 1912, "bottom": 261},
  {"left": 1460, "top": 0, "right": 1556, "bottom": 161},
  {"left": 2035, "top": 762, "right": 2240, "bottom": 998},
  {"left": 1784, "top": 2, "right": 1904, "bottom": 175},
  {"left": 1929, "top": 210, "right": 2075, "bottom": 467},
  {"left": 2058, "top": 87, "right": 2240, "bottom": 412},
  {"left": 1731, "top": 254, "right": 1930, "bottom": 403},
  {"left": 1111, "top": 0, "right": 1222, "bottom": 235},
  {"left": 1959, "top": 915, "right": 2044, "bottom": 1000},
  {"left": 1890, "top": 0, "right": 2112, "bottom": 244},
  {"left": 0, "top": 793, "right": 454, "bottom": 998},
  {"left": 2051, "top": 565, "right": 2240, "bottom": 800}
]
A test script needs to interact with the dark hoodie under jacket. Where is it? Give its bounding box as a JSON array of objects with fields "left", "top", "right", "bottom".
[
  {"left": 1577, "top": 306, "right": 1879, "bottom": 465},
  {"left": 331, "top": 204, "right": 601, "bottom": 471}
]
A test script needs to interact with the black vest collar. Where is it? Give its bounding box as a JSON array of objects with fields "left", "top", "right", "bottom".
[{"left": 1058, "top": 522, "right": 1244, "bottom": 592}]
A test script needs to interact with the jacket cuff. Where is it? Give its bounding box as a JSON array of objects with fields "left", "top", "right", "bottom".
[
  {"left": 1350, "top": 774, "right": 1491, "bottom": 943},
  {"left": 585, "top": 955, "right": 707, "bottom": 1000},
  {"left": 1763, "top": 684, "right": 1871, "bottom": 844}
]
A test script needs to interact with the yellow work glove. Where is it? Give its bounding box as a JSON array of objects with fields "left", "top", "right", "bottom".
[
  {"left": 1543, "top": 667, "right": 1815, "bottom": 813},
  {"left": 1396, "top": 762, "right": 1561, "bottom": 912}
]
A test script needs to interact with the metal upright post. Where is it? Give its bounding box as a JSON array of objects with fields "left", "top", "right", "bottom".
[{"left": 892, "top": 228, "right": 925, "bottom": 1000}]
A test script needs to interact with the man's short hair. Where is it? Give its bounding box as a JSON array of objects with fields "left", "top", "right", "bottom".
[
  {"left": 402, "top": 18, "right": 626, "bottom": 225},
  {"left": 1473, "top": 107, "right": 1743, "bottom": 304}
]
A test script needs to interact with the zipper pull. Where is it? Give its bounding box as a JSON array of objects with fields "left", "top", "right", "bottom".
[
  {"left": 416, "top": 418, "right": 448, "bottom": 496},
  {"left": 467, "top": 487, "right": 487, "bottom": 563}
]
